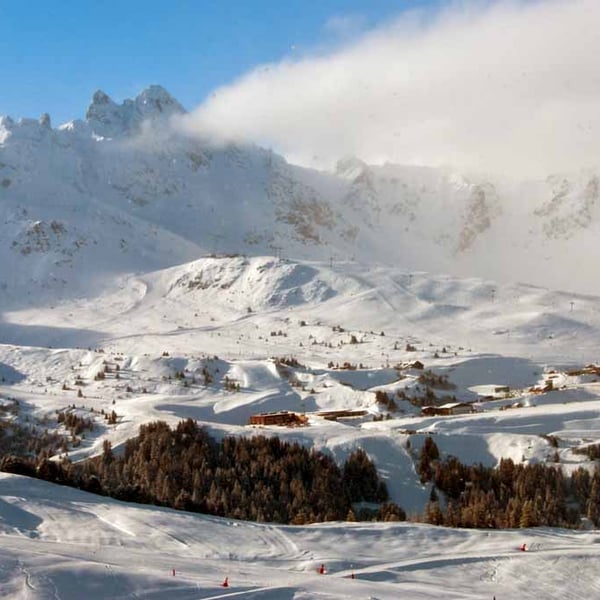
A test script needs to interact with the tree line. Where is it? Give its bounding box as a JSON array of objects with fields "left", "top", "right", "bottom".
[
  {"left": 0, "top": 419, "right": 404, "bottom": 525},
  {"left": 418, "top": 436, "right": 600, "bottom": 528},
  {"left": 9, "top": 417, "right": 600, "bottom": 530}
]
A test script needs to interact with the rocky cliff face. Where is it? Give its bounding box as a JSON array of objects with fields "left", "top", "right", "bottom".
[{"left": 535, "top": 175, "right": 600, "bottom": 239}]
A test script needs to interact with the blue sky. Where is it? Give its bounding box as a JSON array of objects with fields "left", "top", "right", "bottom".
[
  {"left": 0, "top": 0, "right": 440, "bottom": 124},
  {"left": 2, "top": 0, "right": 595, "bottom": 177}
]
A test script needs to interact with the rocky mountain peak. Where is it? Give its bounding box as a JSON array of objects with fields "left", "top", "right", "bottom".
[
  {"left": 39, "top": 113, "right": 51, "bottom": 128},
  {"left": 135, "top": 85, "right": 184, "bottom": 116},
  {"left": 335, "top": 156, "right": 369, "bottom": 180},
  {"left": 85, "top": 85, "right": 185, "bottom": 138}
]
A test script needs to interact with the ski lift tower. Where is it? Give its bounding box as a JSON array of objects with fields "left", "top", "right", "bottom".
[{"left": 271, "top": 244, "right": 283, "bottom": 260}]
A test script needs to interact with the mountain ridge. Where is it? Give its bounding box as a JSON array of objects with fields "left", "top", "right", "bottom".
[{"left": 1, "top": 85, "right": 599, "bottom": 302}]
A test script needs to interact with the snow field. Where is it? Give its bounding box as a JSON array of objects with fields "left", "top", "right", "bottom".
[
  {"left": 2, "top": 258, "right": 600, "bottom": 597},
  {"left": 1, "top": 474, "right": 599, "bottom": 599}
]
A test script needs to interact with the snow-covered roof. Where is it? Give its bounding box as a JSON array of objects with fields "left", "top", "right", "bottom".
[{"left": 437, "top": 402, "right": 472, "bottom": 409}]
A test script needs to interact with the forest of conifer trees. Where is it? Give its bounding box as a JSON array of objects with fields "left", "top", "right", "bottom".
[
  {"left": 4, "top": 420, "right": 600, "bottom": 530},
  {"left": 418, "top": 436, "right": 600, "bottom": 529},
  {"left": 0, "top": 419, "right": 404, "bottom": 525}
]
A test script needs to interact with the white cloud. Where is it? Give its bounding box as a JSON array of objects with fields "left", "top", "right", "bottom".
[
  {"left": 181, "top": 0, "right": 600, "bottom": 178},
  {"left": 323, "top": 13, "right": 369, "bottom": 38}
]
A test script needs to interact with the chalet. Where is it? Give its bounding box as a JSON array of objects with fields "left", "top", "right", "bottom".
[
  {"left": 316, "top": 409, "right": 368, "bottom": 421},
  {"left": 248, "top": 411, "right": 307, "bottom": 427},
  {"left": 470, "top": 384, "right": 511, "bottom": 400},
  {"left": 395, "top": 360, "right": 425, "bottom": 371},
  {"left": 421, "top": 402, "right": 475, "bottom": 417}
]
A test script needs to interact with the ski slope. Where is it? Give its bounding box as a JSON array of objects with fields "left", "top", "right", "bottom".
[{"left": 1, "top": 473, "right": 599, "bottom": 600}]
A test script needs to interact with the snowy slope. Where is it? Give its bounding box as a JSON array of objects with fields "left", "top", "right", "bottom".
[
  {"left": 1, "top": 266, "right": 600, "bottom": 599},
  {"left": 1, "top": 473, "right": 599, "bottom": 599},
  {"left": 3, "top": 256, "right": 600, "bottom": 509}
]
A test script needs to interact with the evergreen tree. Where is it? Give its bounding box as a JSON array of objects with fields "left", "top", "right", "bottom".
[{"left": 587, "top": 472, "right": 600, "bottom": 526}]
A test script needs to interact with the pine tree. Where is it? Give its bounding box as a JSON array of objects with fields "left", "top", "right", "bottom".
[
  {"left": 519, "top": 500, "right": 535, "bottom": 528},
  {"left": 417, "top": 437, "right": 440, "bottom": 483},
  {"left": 587, "top": 473, "right": 600, "bottom": 526},
  {"left": 425, "top": 501, "right": 444, "bottom": 525}
]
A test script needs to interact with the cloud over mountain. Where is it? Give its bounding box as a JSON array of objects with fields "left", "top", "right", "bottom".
[{"left": 183, "top": 0, "right": 600, "bottom": 178}]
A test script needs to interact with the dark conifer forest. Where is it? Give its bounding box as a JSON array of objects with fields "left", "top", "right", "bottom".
[
  {"left": 4, "top": 420, "right": 600, "bottom": 529},
  {"left": 0, "top": 419, "right": 403, "bottom": 525},
  {"left": 418, "top": 437, "right": 600, "bottom": 528}
]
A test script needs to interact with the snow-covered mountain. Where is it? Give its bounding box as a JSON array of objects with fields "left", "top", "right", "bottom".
[
  {"left": 1, "top": 85, "right": 599, "bottom": 306},
  {"left": 4, "top": 86, "right": 600, "bottom": 599}
]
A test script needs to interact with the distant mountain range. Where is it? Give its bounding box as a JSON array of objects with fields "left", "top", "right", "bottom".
[{"left": 1, "top": 85, "right": 598, "bottom": 305}]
